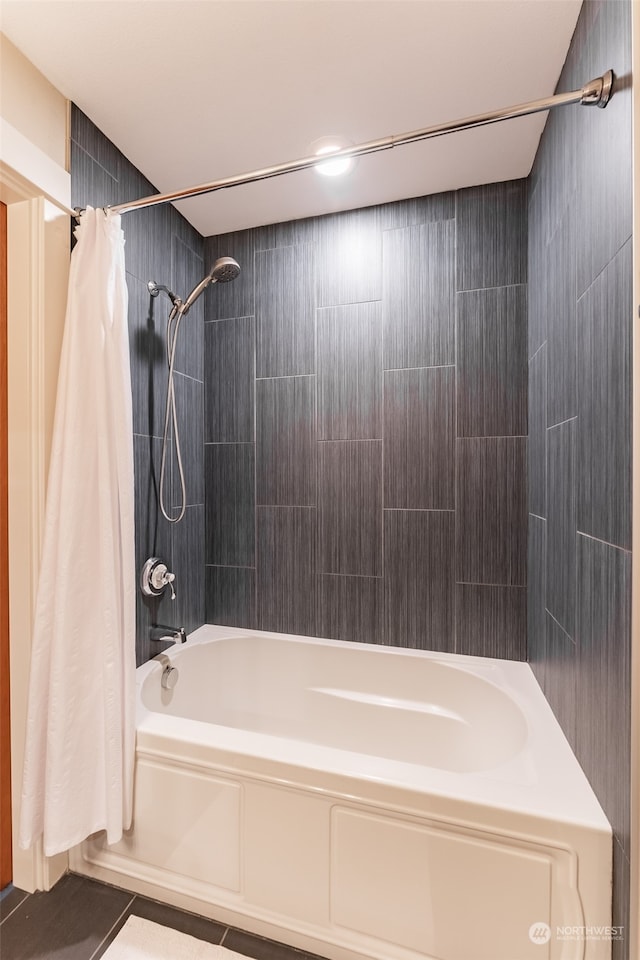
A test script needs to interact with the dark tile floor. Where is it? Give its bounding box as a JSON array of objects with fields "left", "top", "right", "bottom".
[{"left": 0, "top": 873, "right": 327, "bottom": 960}]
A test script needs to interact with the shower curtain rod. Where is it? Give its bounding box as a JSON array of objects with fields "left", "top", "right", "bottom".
[{"left": 68, "top": 70, "right": 614, "bottom": 221}]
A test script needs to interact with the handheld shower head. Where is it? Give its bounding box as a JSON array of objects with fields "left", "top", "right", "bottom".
[
  {"left": 180, "top": 256, "right": 241, "bottom": 315},
  {"left": 210, "top": 256, "right": 241, "bottom": 283}
]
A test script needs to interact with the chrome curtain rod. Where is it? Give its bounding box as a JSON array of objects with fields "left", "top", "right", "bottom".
[{"left": 70, "top": 70, "right": 614, "bottom": 221}]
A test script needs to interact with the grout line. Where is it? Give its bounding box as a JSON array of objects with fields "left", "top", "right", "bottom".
[
  {"left": 318, "top": 572, "right": 384, "bottom": 580},
  {"left": 457, "top": 581, "right": 526, "bottom": 588},
  {"left": 255, "top": 373, "right": 315, "bottom": 381},
  {"left": 546, "top": 415, "right": 578, "bottom": 431},
  {"left": 133, "top": 432, "right": 166, "bottom": 442},
  {"left": 172, "top": 370, "right": 203, "bottom": 385},
  {"left": 544, "top": 607, "right": 575, "bottom": 645},
  {"left": 383, "top": 364, "right": 456, "bottom": 373},
  {"left": 0, "top": 891, "right": 30, "bottom": 926},
  {"left": 255, "top": 505, "right": 316, "bottom": 510},
  {"left": 528, "top": 339, "right": 547, "bottom": 365},
  {"left": 576, "top": 530, "right": 632, "bottom": 554},
  {"left": 87, "top": 895, "right": 136, "bottom": 960},
  {"left": 457, "top": 282, "right": 527, "bottom": 295},
  {"left": 70, "top": 139, "right": 119, "bottom": 183},
  {"left": 204, "top": 314, "right": 255, "bottom": 325},
  {"left": 575, "top": 234, "right": 633, "bottom": 304},
  {"left": 316, "top": 299, "right": 383, "bottom": 311},
  {"left": 384, "top": 507, "right": 455, "bottom": 513},
  {"left": 219, "top": 927, "right": 230, "bottom": 947},
  {"left": 317, "top": 438, "right": 382, "bottom": 444}
]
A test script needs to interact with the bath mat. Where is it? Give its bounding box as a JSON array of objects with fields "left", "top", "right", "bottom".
[{"left": 101, "top": 915, "right": 248, "bottom": 960}]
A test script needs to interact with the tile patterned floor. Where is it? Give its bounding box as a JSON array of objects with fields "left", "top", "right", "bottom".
[{"left": 0, "top": 873, "right": 327, "bottom": 960}]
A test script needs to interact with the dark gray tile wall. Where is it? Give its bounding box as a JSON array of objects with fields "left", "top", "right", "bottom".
[
  {"left": 205, "top": 182, "right": 527, "bottom": 655},
  {"left": 456, "top": 285, "right": 527, "bottom": 439},
  {"left": 317, "top": 302, "right": 382, "bottom": 440},
  {"left": 204, "top": 316, "right": 254, "bottom": 443},
  {"left": 256, "top": 376, "right": 316, "bottom": 506},
  {"left": 456, "top": 437, "right": 527, "bottom": 587},
  {"left": 384, "top": 367, "right": 455, "bottom": 510},
  {"left": 71, "top": 105, "right": 206, "bottom": 664},
  {"left": 526, "top": 3, "right": 633, "bottom": 954}
]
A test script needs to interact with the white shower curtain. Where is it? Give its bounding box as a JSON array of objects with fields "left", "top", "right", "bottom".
[{"left": 19, "top": 207, "right": 136, "bottom": 856}]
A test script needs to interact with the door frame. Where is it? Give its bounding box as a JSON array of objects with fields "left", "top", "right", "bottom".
[{"left": 1, "top": 118, "right": 70, "bottom": 892}]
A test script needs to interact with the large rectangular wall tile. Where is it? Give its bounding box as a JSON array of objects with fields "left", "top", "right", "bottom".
[
  {"left": 171, "top": 234, "right": 204, "bottom": 380},
  {"left": 205, "top": 443, "right": 255, "bottom": 567},
  {"left": 126, "top": 273, "right": 167, "bottom": 440},
  {"left": 543, "top": 612, "right": 578, "bottom": 752},
  {"left": 256, "top": 376, "right": 316, "bottom": 506},
  {"left": 530, "top": 92, "right": 577, "bottom": 250},
  {"left": 456, "top": 285, "right": 527, "bottom": 438},
  {"left": 577, "top": 240, "right": 632, "bottom": 549},
  {"left": 125, "top": 197, "right": 172, "bottom": 289},
  {"left": 69, "top": 140, "right": 119, "bottom": 212},
  {"left": 456, "top": 180, "right": 527, "bottom": 291},
  {"left": 385, "top": 510, "right": 454, "bottom": 650},
  {"left": 255, "top": 215, "right": 317, "bottom": 251},
  {"left": 456, "top": 437, "right": 527, "bottom": 586},
  {"left": 527, "top": 183, "right": 546, "bottom": 359},
  {"left": 384, "top": 367, "right": 454, "bottom": 509},
  {"left": 203, "top": 230, "right": 256, "bottom": 321},
  {"left": 317, "top": 575, "right": 384, "bottom": 645},
  {"left": 527, "top": 514, "right": 546, "bottom": 687},
  {"left": 317, "top": 207, "right": 381, "bottom": 306},
  {"left": 576, "top": 533, "right": 631, "bottom": 855},
  {"left": 383, "top": 220, "right": 455, "bottom": 369},
  {"left": 546, "top": 418, "right": 576, "bottom": 638},
  {"left": 257, "top": 507, "right": 316, "bottom": 636},
  {"left": 317, "top": 302, "right": 382, "bottom": 440},
  {"left": 171, "top": 505, "right": 205, "bottom": 634},
  {"left": 575, "top": 0, "right": 632, "bottom": 297},
  {"left": 172, "top": 374, "right": 203, "bottom": 507},
  {"left": 204, "top": 316, "right": 254, "bottom": 443},
  {"left": 455, "top": 584, "right": 526, "bottom": 660},
  {"left": 377, "top": 192, "right": 455, "bottom": 230},
  {"left": 255, "top": 244, "right": 316, "bottom": 378},
  {"left": 71, "top": 105, "right": 123, "bottom": 179},
  {"left": 546, "top": 210, "right": 577, "bottom": 426},
  {"left": 318, "top": 441, "right": 382, "bottom": 577},
  {"left": 528, "top": 343, "right": 546, "bottom": 518},
  {"left": 205, "top": 565, "right": 256, "bottom": 628}
]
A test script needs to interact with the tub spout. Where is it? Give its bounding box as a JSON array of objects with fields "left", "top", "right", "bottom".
[{"left": 150, "top": 623, "right": 186, "bottom": 644}]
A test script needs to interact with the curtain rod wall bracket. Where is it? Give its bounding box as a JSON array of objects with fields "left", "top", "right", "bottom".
[
  {"left": 71, "top": 70, "right": 615, "bottom": 222},
  {"left": 581, "top": 69, "right": 614, "bottom": 107}
]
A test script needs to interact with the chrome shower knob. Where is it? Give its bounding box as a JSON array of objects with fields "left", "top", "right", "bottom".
[{"left": 140, "top": 557, "right": 176, "bottom": 599}]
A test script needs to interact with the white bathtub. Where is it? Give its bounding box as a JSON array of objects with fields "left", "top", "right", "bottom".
[{"left": 72, "top": 625, "right": 612, "bottom": 960}]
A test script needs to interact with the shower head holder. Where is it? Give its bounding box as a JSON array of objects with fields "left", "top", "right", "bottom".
[{"left": 147, "top": 280, "right": 181, "bottom": 306}]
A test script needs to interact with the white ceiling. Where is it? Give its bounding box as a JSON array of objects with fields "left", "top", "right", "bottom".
[{"left": 1, "top": 0, "right": 582, "bottom": 237}]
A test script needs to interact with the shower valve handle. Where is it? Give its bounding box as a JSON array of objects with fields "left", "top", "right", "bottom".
[
  {"left": 140, "top": 557, "right": 177, "bottom": 600},
  {"left": 164, "top": 572, "right": 176, "bottom": 601}
]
